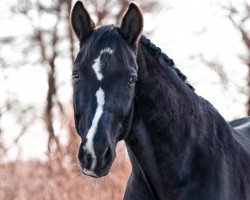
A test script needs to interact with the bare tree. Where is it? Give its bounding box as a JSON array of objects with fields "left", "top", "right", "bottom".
[{"left": 224, "top": 1, "right": 250, "bottom": 114}]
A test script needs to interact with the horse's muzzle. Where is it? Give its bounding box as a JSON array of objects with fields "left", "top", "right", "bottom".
[{"left": 78, "top": 144, "right": 115, "bottom": 178}]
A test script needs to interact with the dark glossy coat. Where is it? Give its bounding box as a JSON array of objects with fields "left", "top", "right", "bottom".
[
  {"left": 70, "top": 2, "right": 250, "bottom": 199},
  {"left": 124, "top": 38, "right": 250, "bottom": 200}
]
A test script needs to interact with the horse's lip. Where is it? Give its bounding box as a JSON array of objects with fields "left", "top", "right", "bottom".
[
  {"left": 82, "top": 162, "right": 112, "bottom": 178},
  {"left": 82, "top": 169, "right": 109, "bottom": 178},
  {"left": 95, "top": 163, "right": 112, "bottom": 177},
  {"left": 83, "top": 173, "right": 99, "bottom": 178},
  {"left": 82, "top": 168, "right": 99, "bottom": 178}
]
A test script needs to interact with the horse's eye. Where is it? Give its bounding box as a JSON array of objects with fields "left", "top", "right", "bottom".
[
  {"left": 128, "top": 76, "right": 137, "bottom": 85},
  {"left": 72, "top": 74, "right": 80, "bottom": 81}
]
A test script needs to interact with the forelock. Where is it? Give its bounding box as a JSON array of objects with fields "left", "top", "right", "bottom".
[{"left": 74, "top": 25, "right": 135, "bottom": 72}]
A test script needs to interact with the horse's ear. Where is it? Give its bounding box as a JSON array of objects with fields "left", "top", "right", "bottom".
[
  {"left": 71, "top": 1, "right": 95, "bottom": 40},
  {"left": 120, "top": 3, "right": 143, "bottom": 46}
]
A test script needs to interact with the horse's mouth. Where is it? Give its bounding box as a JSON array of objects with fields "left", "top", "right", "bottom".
[{"left": 81, "top": 159, "right": 114, "bottom": 178}]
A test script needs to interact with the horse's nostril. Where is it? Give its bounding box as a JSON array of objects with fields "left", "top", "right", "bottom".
[
  {"left": 101, "top": 146, "right": 112, "bottom": 168},
  {"left": 78, "top": 150, "right": 93, "bottom": 170},
  {"left": 102, "top": 146, "right": 109, "bottom": 158}
]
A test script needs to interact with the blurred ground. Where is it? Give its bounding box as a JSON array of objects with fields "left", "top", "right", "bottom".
[{"left": 0, "top": 144, "right": 131, "bottom": 200}]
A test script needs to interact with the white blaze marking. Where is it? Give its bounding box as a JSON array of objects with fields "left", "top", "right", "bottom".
[
  {"left": 84, "top": 47, "right": 113, "bottom": 172},
  {"left": 92, "top": 47, "right": 113, "bottom": 81},
  {"left": 85, "top": 88, "right": 105, "bottom": 170}
]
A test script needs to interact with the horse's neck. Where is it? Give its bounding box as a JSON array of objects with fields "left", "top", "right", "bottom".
[
  {"left": 133, "top": 45, "right": 206, "bottom": 153},
  {"left": 125, "top": 45, "right": 234, "bottom": 199}
]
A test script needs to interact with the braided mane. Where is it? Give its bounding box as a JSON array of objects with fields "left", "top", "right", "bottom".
[{"left": 140, "top": 35, "right": 194, "bottom": 91}]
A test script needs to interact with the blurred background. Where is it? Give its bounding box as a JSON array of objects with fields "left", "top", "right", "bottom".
[{"left": 0, "top": 0, "right": 249, "bottom": 199}]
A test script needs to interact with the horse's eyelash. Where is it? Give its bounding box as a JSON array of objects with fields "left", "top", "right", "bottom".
[
  {"left": 72, "top": 70, "right": 79, "bottom": 76},
  {"left": 71, "top": 70, "right": 81, "bottom": 82},
  {"left": 72, "top": 63, "right": 81, "bottom": 76}
]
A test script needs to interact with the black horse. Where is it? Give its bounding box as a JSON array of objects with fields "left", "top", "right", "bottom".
[{"left": 71, "top": 2, "right": 250, "bottom": 199}]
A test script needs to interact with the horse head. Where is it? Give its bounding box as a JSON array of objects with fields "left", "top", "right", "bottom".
[{"left": 71, "top": 1, "right": 143, "bottom": 177}]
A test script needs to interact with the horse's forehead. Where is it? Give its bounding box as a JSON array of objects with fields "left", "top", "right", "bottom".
[
  {"left": 90, "top": 47, "right": 128, "bottom": 69},
  {"left": 91, "top": 47, "right": 114, "bottom": 81},
  {"left": 75, "top": 41, "right": 136, "bottom": 79}
]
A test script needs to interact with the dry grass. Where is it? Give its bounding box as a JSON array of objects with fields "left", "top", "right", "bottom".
[{"left": 0, "top": 144, "right": 131, "bottom": 200}]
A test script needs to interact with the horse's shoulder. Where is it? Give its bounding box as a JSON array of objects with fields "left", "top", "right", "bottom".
[
  {"left": 230, "top": 117, "right": 250, "bottom": 137},
  {"left": 229, "top": 117, "right": 250, "bottom": 154},
  {"left": 229, "top": 117, "right": 250, "bottom": 129}
]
